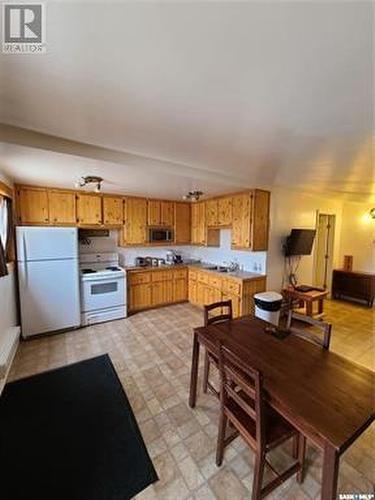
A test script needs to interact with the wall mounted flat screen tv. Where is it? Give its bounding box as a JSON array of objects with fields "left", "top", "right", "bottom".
[{"left": 285, "top": 229, "right": 316, "bottom": 256}]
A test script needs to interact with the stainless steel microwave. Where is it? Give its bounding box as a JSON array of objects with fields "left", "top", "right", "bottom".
[{"left": 149, "top": 228, "right": 174, "bottom": 243}]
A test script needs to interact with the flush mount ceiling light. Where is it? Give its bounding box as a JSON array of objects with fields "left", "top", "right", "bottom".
[
  {"left": 182, "top": 190, "right": 204, "bottom": 202},
  {"left": 75, "top": 175, "right": 103, "bottom": 193}
]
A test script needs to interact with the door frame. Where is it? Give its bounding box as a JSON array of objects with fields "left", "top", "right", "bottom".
[{"left": 313, "top": 211, "right": 336, "bottom": 293}]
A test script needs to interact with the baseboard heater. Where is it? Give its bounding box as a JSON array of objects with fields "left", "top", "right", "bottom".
[{"left": 0, "top": 326, "right": 21, "bottom": 395}]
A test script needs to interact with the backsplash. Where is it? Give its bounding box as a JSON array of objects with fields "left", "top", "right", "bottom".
[{"left": 79, "top": 229, "right": 267, "bottom": 273}]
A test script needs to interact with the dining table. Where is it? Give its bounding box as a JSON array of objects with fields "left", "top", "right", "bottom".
[{"left": 188, "top": 316, "right": 374, "bottom": 500}]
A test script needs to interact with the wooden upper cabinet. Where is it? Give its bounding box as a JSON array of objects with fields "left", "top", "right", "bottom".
[
  {"left": 231, "top": 190, "right": 270, "bottom": 250},
  {"left": 17, "top": 186, "right": 49, "bottom": 224},
  {"left": 197, "top": 202, "right": 206, "bottom": 245},
  {"left": 103, "top": 196, "right": 123, "bottom": 226},
  {"left": 148, "top": 200, "right": 174, "bottom": 226},
  {"left": 251, "top": 190, "right": 270, "bottom": 251},
  {"left": 218, "top": 197, "right": 232, "bottom": 226},
  {"left": 231, "top": 193, "right": 251, "bottom": 249},
  {"left": 206, "top": 199, "right": 218, "bottom": 227},
  {"left": 174, "top": 202, "right": 191, "bottom": 244},
  {"left": 76, "top": 193, "right": 102, "bottom": 225},
  {"left": 147, "top": 200, "right": 161, "bottom": 226},
  {"left": 122, "top": 197, "right": 147, "bottom": 245},
  {"left": 48, "top": 190, "right": 76, "bottom": 224},
  {"left": 161, "top": 201, "right": 174, "bottom": 226},
  {"left": 207, "top": 197, "right": 232, "bottom": 227}
]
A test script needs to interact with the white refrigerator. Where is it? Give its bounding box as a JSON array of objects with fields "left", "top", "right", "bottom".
[{"left": 16, "top": 227, "right": 81, "bottom": 338}]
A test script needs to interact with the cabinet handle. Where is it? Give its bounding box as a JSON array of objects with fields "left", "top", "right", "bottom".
[{"left": 45, "top": 218, "right": 49, "bottom": 222}]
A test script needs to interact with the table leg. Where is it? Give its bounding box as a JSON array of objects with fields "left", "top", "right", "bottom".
[
  {"left": 306, "top": 301, "right": 313, "bottom": 317},
  {"left": 318, "top": 299, "right": 324, "bottom": 315},
  {"left": 189, "top": 331, "right": 200, "bottom": 408},
  {"left": 321, "top": 443, "right": 339, "bottom": 500}
]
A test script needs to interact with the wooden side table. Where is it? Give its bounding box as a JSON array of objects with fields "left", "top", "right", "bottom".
[{"left": 283, "top": 285, "right": 329, "bottom": 318}]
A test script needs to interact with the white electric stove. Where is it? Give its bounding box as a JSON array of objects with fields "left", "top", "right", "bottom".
[{"left": 79, "top": 252, "right": 127, "bottom": 326}]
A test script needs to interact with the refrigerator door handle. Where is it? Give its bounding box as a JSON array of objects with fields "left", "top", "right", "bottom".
[{"left": 23, "top": 234, "right": 28, "bottom": 287}]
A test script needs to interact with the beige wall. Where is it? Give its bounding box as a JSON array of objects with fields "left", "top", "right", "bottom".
[
  {"left": 267, "top": 187, "right": 343, "bottom": 291},
  {"left": 339, "top": 201, "right": 375, "bottom": 273}
]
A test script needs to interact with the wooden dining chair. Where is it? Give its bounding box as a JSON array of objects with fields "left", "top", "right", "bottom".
[
  {"left": 216, "top": 344, "right": 304, "bottom": 499},
  {"left": 202, "top": 300, "right": 233, "bottom": 397},
  {"left": 286, "top": 309, "right": 333, "bottom": 478},
  {"left": 286, "top": 310, "right": 332, "bottom": 349}
]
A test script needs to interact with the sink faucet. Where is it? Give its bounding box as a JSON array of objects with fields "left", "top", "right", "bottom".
[{"left": 223, "top": 261, "right": 240, "bottom": 272}]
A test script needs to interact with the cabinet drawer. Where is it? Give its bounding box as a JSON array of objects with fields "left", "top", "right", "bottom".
[
  {"left": 129, "top": 272, "right": 151, "bottom": 285},
  {"left": 173, "top": 268, "right": 187, "bottom": 280},
  {"left": 208, "top": 275, "right": 222, "bottom": 290},
  {"left": 223, "top": 279, "right": 241, "bottom": 295},
  {"left": 151, "top": 270, "right": 173, "bottom": 282},
  {"left": 198, "top": 272, "right": 209, "bottom": 284}
]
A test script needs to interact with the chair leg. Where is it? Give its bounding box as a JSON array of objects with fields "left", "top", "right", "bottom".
[
  {"left": 252, "top": 451, "right": 265, "bottom": 500},
  {"left": 203, "top": 350, "right": 210, "bottom": 394},
  {"left": 216, "top": 413, "right": 227, "bottom": 466},
  {"left": 297, "top": 434, "right": 306, "bottom": 483}
]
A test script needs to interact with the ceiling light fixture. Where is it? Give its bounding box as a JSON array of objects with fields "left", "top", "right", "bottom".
[
  {"left": 183, "top": 190, "right": 204, "bottom": 202},
  {"left": 75, "top": 175, "right": 103, "bottom": 193}
]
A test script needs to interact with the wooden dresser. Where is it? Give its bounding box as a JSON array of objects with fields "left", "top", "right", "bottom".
[{"left": 332, "top": 269, "right": 375, "bottom": 307}]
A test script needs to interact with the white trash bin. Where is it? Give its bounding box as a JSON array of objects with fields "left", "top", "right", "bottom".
[{"left": 254, "top": 291, "right": 283, "bottom": 326}]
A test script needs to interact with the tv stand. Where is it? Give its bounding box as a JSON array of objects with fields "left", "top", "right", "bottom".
[{"left": 332, "top": 270, "right": 374, "bottom": 307}]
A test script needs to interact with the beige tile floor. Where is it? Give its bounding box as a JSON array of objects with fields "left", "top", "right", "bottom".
[{"left": 8, "top": 299, "right": 374, "bottom": 499}]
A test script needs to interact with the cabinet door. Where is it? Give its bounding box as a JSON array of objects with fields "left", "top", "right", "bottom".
[
  {"left": 148, "top": 200, "right": 161, "bottom": 226},
  {"left": 191, "top": 204, "right": 199, "bottom": 244},
  {"left": 231, "top": 194, "right": 251, "bottom": 248},
  {"left": 48, "top": 190, "right": 76, "bottom": 224},
  {"left": 103, "top": 196, "right": 123, "bottom": 226},
  {"left": 251, "top": 190, "right": 270, "bottom": 250},
  {"left": 173, "top": 278, "right": 188, "bottom": 302},
  {"left": 223, "top": 293, "right": 241, "bottom": 318},
  {"left": 161, "top": 201, "right": 174, "bottom": 226},
  {"left": 123, "top": 198, "right": 147, "bottom": 245},
  {"left": 218, "top": 197, "right": 232, "bottom": 226},
  {"left": 197, "top": 202, "right": 206, "bottom": 245},
  {"left": 174, "top": 202, "right": 191, "bottom": 244},
  {"left": 206, "top": 199, "right": 218, "bottom": 227},
  {"left": 129, "top": 283, "right": 152, "bottom": 311},
  {"left": 17, "top": 187, "right": 49, "bottom": 224},
  {"left": 152, "top": 280, "right": 173, "bottom": 306},
  {"left": 189, "top": 279, "right": 197, "bottom": 304},
  {"left": 76, "top": 194, "right": 102, "bottom": 225}
]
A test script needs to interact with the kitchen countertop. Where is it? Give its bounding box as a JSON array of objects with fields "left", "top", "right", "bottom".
[{"left": 124, "top": 262, "right": 265, "bottom": 281}]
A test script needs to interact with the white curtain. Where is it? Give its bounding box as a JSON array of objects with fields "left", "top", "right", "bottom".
[{"left": 0, "top": 196, "right": 8, "bottom": 249}]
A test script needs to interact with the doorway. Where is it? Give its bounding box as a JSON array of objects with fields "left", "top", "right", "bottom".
[{"left": 314, "top": 213, "right": 336, "bottom": 290}]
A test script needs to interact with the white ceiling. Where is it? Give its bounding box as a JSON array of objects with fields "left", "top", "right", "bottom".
[{"left": 0, "top": 1, "right": 374, "bottom": 200}]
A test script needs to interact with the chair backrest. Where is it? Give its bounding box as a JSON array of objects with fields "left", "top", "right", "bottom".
[
  {"left": 286, "top": 310, "right": 332, "bottom": 349},
  {"left": 218, "top": 343, "right": 265, "bottom": 448},
  {"left": 204, "top": 300, "right": 233, "bottom": 327}
]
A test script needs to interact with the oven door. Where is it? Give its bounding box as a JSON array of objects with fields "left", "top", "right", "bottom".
[{"left": 81, "top": 276, "right": 125, "bottom": 312}]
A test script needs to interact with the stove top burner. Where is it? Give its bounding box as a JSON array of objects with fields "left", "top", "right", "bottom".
[
  {"left": 106, "top": 266, "right": 121, "bottom": 271},
  {"left": 82, "top": 269, "right": 97, "bottom": 274}
]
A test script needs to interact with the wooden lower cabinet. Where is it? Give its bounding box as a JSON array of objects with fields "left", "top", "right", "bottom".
[
  {"left": 128, "top": 267, "right": 266, "bottom": 316},
  {"left": 188, "top": 268, "right": 266, "bottom": 318},
  {"left": 129, "top": 283, "right": 152, "bottom": 311},
  {"left": 128, "top": 268, "right": 188, "bottom": 312}
]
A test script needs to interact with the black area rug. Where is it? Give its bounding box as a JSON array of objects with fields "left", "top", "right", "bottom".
[{"left": 0, "top": 355, "right": 158, "bottom": 500}]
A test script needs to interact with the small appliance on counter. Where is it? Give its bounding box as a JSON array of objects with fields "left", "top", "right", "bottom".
[
  {"left": 80, "top": 252, "right": 127, "bottom": 326},
  {"left": 135, "top": 257, "right": 148, "bottom": 267},
  {"left": 165, "top": 250, "right": 183, "bottom": 265}
]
